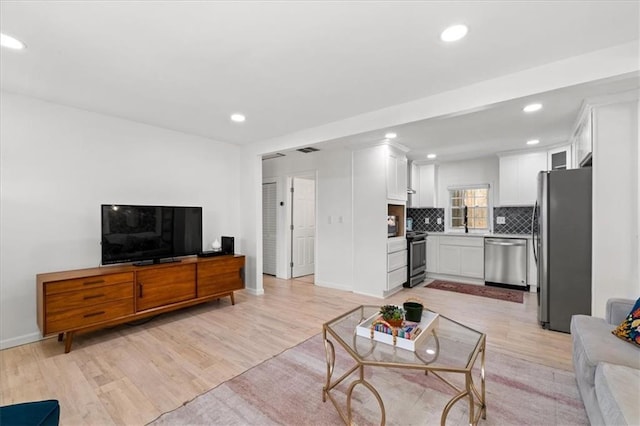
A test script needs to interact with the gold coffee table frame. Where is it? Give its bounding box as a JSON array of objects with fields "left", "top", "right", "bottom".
[{"left": 322, "top": 305, "right": 486, "bottom": 426}]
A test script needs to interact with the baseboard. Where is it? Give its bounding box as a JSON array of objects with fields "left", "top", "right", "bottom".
[
  {"left": 244, "top": 287, "right": 265, "bottom": 296},
  {"left": 383, "top": 285, "right": 404, "bottom": 298},
  {"left": 314, "top": 280, "right": 352, "bottom": 292},
  {"left": 0, "top": 331, "right": 41, "bottom": 350},
  {"left": 352, "top": 290, "right": 385, "bottom": 299},
  {"left": 425, "top": 273, "right": 484, "bottom": 286}
]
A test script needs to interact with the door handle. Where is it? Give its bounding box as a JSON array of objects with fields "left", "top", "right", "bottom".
[
  {"left": 488, "top": 242, "right": 523, "bottom": 246},
  {"left": 138, "top": 283, "right": 143, "bottom": 298},
  {"left": 532, "top": 201, "right": 538, "bottom": 263}
]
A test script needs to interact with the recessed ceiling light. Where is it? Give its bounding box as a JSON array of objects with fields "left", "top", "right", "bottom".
[
  {"left": 230, "top": 113, "right": 246, "bottom": 123},
  {"left": 0, "top": 33, "right": 26, "bottom": 50},
  {"left": 523, "top": 103, "right": 543, "bottom": 113},
  {"left": 385, "top": 132, "right": 397, "bottom": 139},
  {"left": 527, "top": 139, "right": 540, "bottom": 145},
  {"left": 440, "top": 24, "right": 468, "bottom": 42},
  {"left": 427, "top": 153, "right": 437, "bottom": 159}
]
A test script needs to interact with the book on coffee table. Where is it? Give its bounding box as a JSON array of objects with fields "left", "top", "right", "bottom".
[{"left": 355, "top": 308, "right": 439, "bottom": 351}]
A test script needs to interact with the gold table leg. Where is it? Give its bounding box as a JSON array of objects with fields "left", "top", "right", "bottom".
[
  {"left": 438, "top": 338, "right": 486, "bottom": 426},
  {"left": 323, "top": 331, "right": 386, "bottom": 425},
  {"left": 322, "top": 321, "right": 486, "bottom": 426}
]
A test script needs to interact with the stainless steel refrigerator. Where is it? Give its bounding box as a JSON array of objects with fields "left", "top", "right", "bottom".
[{"left": 534, "top": 167, "right": 592, "bottom": 333}]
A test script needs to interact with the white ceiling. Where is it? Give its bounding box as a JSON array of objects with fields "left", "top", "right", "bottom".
[
  {"left": 310, "top": 73, "right": 640, "bottom": 162},
  {"left": 1, "top": 1, "right": 639, "bottom": 160}
]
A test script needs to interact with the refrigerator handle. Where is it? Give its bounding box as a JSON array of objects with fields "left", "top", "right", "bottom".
[{"left": 532, "top": 201, "right": 538, "bottom": 264}]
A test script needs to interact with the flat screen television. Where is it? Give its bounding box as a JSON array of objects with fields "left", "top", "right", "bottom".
[{"left": 101, "top": 204, "right": 202, "bottom": 265}]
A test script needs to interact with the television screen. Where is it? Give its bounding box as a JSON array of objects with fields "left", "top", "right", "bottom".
[{"left": 101, "top": 204, "right": 202, "bottom": 265}]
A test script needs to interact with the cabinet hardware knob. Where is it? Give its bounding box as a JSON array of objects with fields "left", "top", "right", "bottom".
[
  {"left": 83, "top": 279, "right": 105, "bottom": 286},
  {"left": 139, "top": 283, "right": 143, "bottom": 298},
  {"left": 83, "top": 311, "right": 105, "bottom": 318}
]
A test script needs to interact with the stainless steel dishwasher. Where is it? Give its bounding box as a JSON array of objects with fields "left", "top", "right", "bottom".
[{"left": 484, "top": 237, "right": 527, "bottom": 288}]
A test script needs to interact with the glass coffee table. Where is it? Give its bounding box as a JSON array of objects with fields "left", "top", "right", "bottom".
[{"left": 322, "top": 305, "right": 486, "bottom": 425}]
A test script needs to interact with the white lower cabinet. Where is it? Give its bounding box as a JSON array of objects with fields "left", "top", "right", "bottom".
[
  {"left": 387, "top": 266, "right": 408, "bottom": 289},
  {"left": 426, "top": 236, "right": 438, "bottom": 273},
  {"left": 387, "top": 238, "right": 407, "bottom": 290},
  {"left": 460, "top": 247, "right": 484, "bottom": 278},
  {"left": 432, "top": 236, "right": 484, "bottom": 279},
  {"left": 388, "top": 250, "right": 407, "bottom": 272},
  {"left": 438, "top": 245, "right": 460, "bottom": 275}
]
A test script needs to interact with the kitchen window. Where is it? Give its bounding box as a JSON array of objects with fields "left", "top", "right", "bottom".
[{"left": 449, "top": 185, "right": 489, "bottom": 231}]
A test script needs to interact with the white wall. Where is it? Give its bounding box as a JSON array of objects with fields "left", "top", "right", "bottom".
[
  {"left": 352, "top": 145, "right": 389, "bottom": 297},
  {"left": 592, "top": 96, "right": 640, "bottom": 317},
  {"left": 0, "top": 92, "right": 242, "bottom": 348},
  {"left": 435, "top": 157, "right": 500, "bottom": 229},
  {"left": 239, "top": 146, "right": 263, "bottom": 296},
  {"left": 262, "top": 149, "right": 354, "bottom": 290}
]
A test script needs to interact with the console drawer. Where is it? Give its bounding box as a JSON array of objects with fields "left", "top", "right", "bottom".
[
  {"left": 45, "top": 298, "right": 134, "bottom": 334},
  {"left": 46, "top": 282, "right": 133, "bottom": 313},
  {"left": 45, "top": 272, "right": 134, "bottom": 296}
]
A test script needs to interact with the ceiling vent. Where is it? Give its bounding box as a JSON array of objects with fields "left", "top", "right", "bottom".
[
  {"left": 296, "top": 147, "right": 320, "bottom": 154},
  {"left": 262, "top": 153, "right": 285, "bottom": 161}
]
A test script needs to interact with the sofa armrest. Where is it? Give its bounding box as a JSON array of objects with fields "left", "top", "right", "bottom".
[{"left": 606, "top": 298, "right": 636, "bottom": 325}]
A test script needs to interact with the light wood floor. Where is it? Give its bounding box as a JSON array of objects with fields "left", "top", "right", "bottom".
[{"left": 0, "top": 276, "right": 572, "bottom": 425}]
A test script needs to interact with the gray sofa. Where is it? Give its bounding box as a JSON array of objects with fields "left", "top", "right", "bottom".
[{"left": 571, "top": 298, "right": 640, "bottom": 426}]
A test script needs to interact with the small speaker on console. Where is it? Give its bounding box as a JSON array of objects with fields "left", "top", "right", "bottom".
[{"left": 221, "top": 236, "right": 234, "bottom": 255}]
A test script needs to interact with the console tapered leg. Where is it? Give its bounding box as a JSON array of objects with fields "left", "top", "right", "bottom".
[{"left": 64, "top": 332, "right": 74, "bottom": 353}]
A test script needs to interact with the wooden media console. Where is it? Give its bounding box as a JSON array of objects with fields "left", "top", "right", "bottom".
[{"left": 36, "top": 254, "right": 245, "bottom": 353}]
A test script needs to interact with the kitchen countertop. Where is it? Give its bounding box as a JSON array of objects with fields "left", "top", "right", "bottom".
[
  {"left": 422, "top": 232, "right": 532, "bottom": 239},
  {"left": 486, "top": 233, "right": 532, "bottom": 239}
]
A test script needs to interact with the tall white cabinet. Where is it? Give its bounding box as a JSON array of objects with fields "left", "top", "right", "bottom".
[
  {"left": 582, "top": 91, "right": 639, "bottom": 317},
  {"left": 353, "top": 143, "right": 408, "bottom": 297}
]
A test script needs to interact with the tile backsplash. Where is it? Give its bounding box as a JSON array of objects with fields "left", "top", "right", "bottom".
[
  {"left": 408, "top": 206, "right": 535, "bottom": 235},
  {"left": 407, "top": 208, "right": 445, "bottom": 232},
  {"left": 493, "top": 206, "right": 535, "bottom": 235}
]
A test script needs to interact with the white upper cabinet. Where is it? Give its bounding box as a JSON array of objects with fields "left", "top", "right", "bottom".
[
  {"left": 572, "top": 108, "right": 593, "bottom": 168},
  {"left": 499, "top": 151, "right": 547, "bottom": 206},
  {"left": 386, "top": 147, "right": 408, "bottom": 201},
  {"left": 417, "top": 164, "right": 437, "bottom": 207},
  {"left": 547, "top": 144, "right": 573, "bottom": 171},
  {"left": 408, "top": 163, "right": 437, "bottom": 207}
]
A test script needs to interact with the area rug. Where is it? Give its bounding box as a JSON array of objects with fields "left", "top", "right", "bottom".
[
  {"left": 148, "top": 334, "right": 586, "bottom": 425},
  {"left": 426, "top": 280, "right": 524, "bottom": 304}
]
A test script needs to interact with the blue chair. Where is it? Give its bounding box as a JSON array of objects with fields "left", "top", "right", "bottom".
[{"left": 0, "top": 400, "right": 60, "bottom": 426}]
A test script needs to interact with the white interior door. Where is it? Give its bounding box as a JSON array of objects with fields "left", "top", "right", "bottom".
[
  {"left": 291, "top": 177, "right": 315, "bottom": 278},
  {"left": 262, "top": 182, "right": 277, "bottom": 275}
]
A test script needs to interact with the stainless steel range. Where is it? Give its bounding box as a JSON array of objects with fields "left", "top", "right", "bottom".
[{"left": 404, "top": 231, "right": 427, "bottom": 288}]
